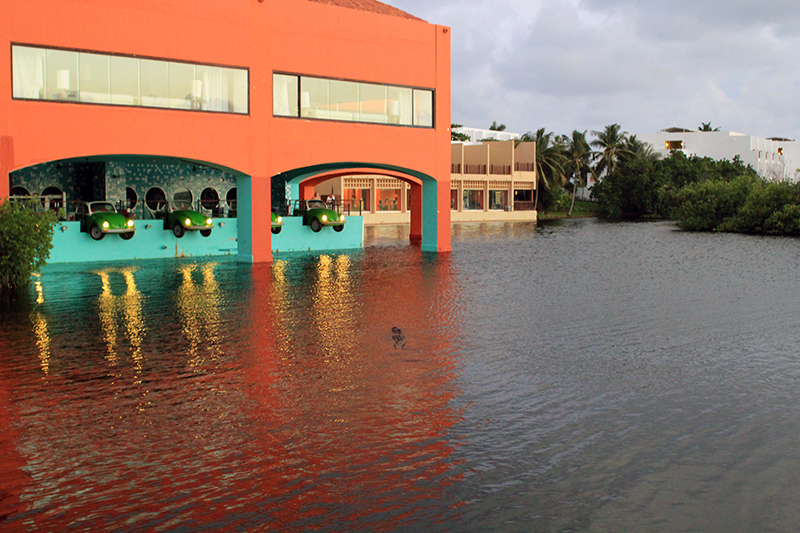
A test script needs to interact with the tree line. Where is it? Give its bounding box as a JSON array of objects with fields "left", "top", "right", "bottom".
[{"left": 455, "top": 122, "right": 800, "bottom": 235}]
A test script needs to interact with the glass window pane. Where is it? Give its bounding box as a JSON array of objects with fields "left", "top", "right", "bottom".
[
  {"left": 301, "top": 77, "right": 329, "bottom": 119},
  {"left": 140, "top": 59, "right": 169, "bottom": 108},
  {"left": 376, "top": 189, "right": 401, "bottom": 211},
  {"left": 414, "top": 89, "right": 433, "bottom": 127},
  {"left": 197, "top": 65, "right": 224, "bottom": 111},
  {"left": 110, "top": 56, "right": 139, "bottom": 105},
  {"left": 168, "top": 62, "right": 195, "bottom": 110},
  {"left": 388, "top": 86, "right": 413, "bottom": 125},
  {"left": 227, "top": 68, "right": 249, "bottom": 114},
  {"left": 463, "top": 189, "right": 484, "bottom": 210},
  {"left": 12, "top": 46, "right": 45, "bottom": 99},
  {"left": 489, "top": 190, "right": 508, "bottom": 210},
  {"left": 343, "top": 189, "right": 370, "bottom": 212},
  {"left": 78, "top": 53, "right": 110, "bottom": 104},
  {"left": 46, "top": 49, "right": 78, "bottom": 101},
  {"left": 273, "top": 74, "right": 298, "bottom": 117},
  {"left": 359, "top": 83, "right": 387, "bottom": 124},
  {"left": 329, "top": 80, "right": 358, "bottom": 121}
]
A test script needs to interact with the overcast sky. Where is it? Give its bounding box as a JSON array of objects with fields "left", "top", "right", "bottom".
[{"left": 388, "top": 0, "right": 800, "bottom": 140}]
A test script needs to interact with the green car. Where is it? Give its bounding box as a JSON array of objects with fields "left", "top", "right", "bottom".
[
  {"left": 165, "top": 200, "right": 213, "bottom": 238},
  {"left": 292, "top": 199, "right": 345, "bottom": 232},
  {"left": 79, "top": 201, "right": 135, "bottom": 240},
  {"left": 271, "top": 212, "right": 284, "bottom": 234}
]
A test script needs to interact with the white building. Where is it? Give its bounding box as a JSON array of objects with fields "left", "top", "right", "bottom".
[
  {"left": 452, "top": 126, "right": 521, "bottom": 143},
  {"left": 637, "top": 128, "right": 800, "bottom": 180}
]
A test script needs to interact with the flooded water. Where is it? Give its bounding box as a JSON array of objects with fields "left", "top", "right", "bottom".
[{"left": 3, "top": 219, "right": 800, "bottom": 532}]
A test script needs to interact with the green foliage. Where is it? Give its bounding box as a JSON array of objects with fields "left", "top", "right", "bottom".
[
  {"left": 717, "top": 180, "right": 800, "bottom": 234},
  {"left": 0, "top": 200, "right": 58, "bottom": 293},
  {"left": 674, "top": 175, "right": 757, "bottom": 231},
  {"left": 451, "top": 124, "right": 470, "bottom": 142},
  {"left": 593, "top": 157, "right": 662, "bottom": 219}
]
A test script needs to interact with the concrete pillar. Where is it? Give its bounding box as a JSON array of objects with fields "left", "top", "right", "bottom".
[
  {"left": 237, "top": 175, "right": 273, "bottom": 263},
  {"left": 421, "top": 178, "right": 451, "bottom": 253},
  {"left": 410, "top": 182, "right": 423, "bottom": 244},
  {"left": 0, "top": 136, "right": 13, "bottom": 199}
]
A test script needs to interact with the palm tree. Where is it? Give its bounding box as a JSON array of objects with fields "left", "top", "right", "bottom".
[
  {"left": 621, "top": 135, "right": 661, "bottom": 163},
  {"left": 699, "top": 122, "right": 720, "bottom": 132},
  {"left": 564, "top": 130, "right": 594, "bottom": 216},
  {"left": 590, "top": 123, "right": 628, "bottom": 180},
  {"left": 520, "top": 128, "right": 566, "bottom": 210}
]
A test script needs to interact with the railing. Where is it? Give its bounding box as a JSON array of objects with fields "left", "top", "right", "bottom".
[
  {"left": 465, "top": 164, "right": 487, "bottom": 175},
  {"left": 515, "top": 162, "right": 535, "bottom": 172},
  {"left": 451, "top": 163, "right": 462, "bottom": 174},
  {"left": 490, "top": 165, "right": 511, "bottom": 175}
]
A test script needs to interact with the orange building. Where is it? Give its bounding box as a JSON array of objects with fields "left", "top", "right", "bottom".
[{"left": 0, "top": 0, "right": 452, "bottom": 262}]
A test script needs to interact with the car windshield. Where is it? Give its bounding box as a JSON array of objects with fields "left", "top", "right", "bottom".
[
  {"left": 172, "top": 200, "right": 192, "bottom": 210},
  {"left": 89, "top": 202, "right": 116, "bottom": 213},
  {"left": 307, "top": 200, "right": 327, "bottom": 209}
]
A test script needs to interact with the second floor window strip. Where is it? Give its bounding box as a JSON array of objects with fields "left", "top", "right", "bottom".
[
  {"left": 12, "top": 45, "right": 249, "bottom": 114},
  {"left": 273, "top": 73, "right": 433, "bottom": 128}
]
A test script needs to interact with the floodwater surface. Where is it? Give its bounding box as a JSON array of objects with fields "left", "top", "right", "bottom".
[{"left": 3, "top": 220, "right": 800, "bottom": 532}]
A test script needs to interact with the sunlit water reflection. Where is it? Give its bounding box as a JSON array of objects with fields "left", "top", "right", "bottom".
[{"left": 3, "top": 220, "right": 800, "bottom": 532}]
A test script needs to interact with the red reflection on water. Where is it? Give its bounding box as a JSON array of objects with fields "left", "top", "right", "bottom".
[{"left": 0, "top": 252, "right": 463, "bottom": 531}]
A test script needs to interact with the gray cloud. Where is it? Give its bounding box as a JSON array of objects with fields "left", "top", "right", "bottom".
[{"left": 388, "top": 0, "right": 800, "bottom": 139}]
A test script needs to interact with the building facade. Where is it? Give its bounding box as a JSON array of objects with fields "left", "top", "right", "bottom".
[
  {"left": 638, "top": 128, "right": 800, "bottom": 180},
  {"left": 313, "top": 139, "right": 537, "bottom": 224},
  {"left": 1, "top": 0, "right": 453, "bottom": 262}
]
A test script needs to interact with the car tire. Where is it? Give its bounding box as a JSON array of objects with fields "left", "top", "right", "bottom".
[
  {"left": 310, "top": 219, "right": 322, "bottom": 232},
  {"left": 271, "top": 226, "right": 282, "bottom": 235},
  {"left": 89, "top": 224, "right": 104, "bottom": 240},
  {"left": 200, "top": 229, "right": 212, "bottom": 237},
  {"left": 120, "top": 232, "right": 135, "bottom": 240},
  {"left": 333, "top": 225, "right": 344, "bottom": 233},
  {"left": 173, "top": 221, "right": 185, "bottom": 238}
]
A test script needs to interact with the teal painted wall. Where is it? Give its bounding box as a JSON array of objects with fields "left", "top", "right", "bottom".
[
  {"left": 48, "top": 217, "right": 364, "bottom": 263},
  {"left": 271, "top": 216, "right": 363, "bottom": 253}
]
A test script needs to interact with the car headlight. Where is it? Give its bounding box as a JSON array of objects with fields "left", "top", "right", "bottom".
[
  {"left": 277, "top": 216, "right": 282, "bottom": 223},
  {"left": 322, "top": 215, "right": 328, "bottom": 222},
  {"left": 206, "top": 218, "right": 212, "bottom": 225},
  {"left": 102, "top": 221, "right": 109, "bottom": 229},
  {"left": 340, "top": 215, "right": 345, "bottom": 222},
  {"left": 127, "top": 220, "right": 134, "bottom": 227},
  {"left": 185, "top": 218, "right": 191, "bottom": 226}
]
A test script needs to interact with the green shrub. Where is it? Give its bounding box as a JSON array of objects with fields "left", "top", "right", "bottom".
[
  {"left": 717, "top": 181, "right": 800, "bottom": 234},
  {"left": 0, "top": 200, "right": 58, "bottom": 294},
  {"left": 674, "top": 175, "right": 756, "bottom": 231}
]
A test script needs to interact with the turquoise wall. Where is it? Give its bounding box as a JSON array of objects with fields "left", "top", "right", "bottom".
[{"left": 48, "top": 216, "right": 364, "bottom": 263}]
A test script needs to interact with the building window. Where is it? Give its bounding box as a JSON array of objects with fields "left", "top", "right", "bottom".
[
  {"left": 450, "top": 189, "right": 459, "bottom": 210},
  {"left": 665, "top": 140, "right": 683, "bottom": 150},
  {"left": 343, "top": 188, "right": 370, "bottom": 213},
  {"left": 274, "top": 72, "right": 433, "bottom": 128},
  {"left": 12, "top": 44, "right": 249, "bottom": 114},
  {"left": 226, "top": 188, "right": 237, "bottom": 217},
  {"left": 488, "top": 190, "right": 508, "bottom": 210},
  {"left": 145, "top": 187, "right": 167, "bottom": 212},
  {"left": 376, "top": 189, "right": 401, "bottom": 211},
  {"left": 463, "top": 189, "right": 484, "bottom": 210},
  {"left": 126, "top": 187, "right": 138, "bottom": 210}
]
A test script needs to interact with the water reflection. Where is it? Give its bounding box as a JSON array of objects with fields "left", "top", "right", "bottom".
[
  {"left": 174, "top": 262, "right": 224, "bottom": 368},
  {"left": 1, "top": 249, "right": 464, "bottom": 532}
]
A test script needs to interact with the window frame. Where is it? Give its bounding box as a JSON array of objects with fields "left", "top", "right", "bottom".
[
  {"left": 11, "top": 42, "right": 250, "bottom": 116},
  {"left": 273, "top": 71, "right": 435, "bottom": 129}
]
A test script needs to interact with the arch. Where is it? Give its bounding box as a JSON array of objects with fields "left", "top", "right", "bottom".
[{"left": 266, "top": 162, "right": 449, "bottom": 252}]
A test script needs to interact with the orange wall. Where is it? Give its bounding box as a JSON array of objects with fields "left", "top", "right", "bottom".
[{"left": 0, "top": 0, "right": 451, "bottom": 258}]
